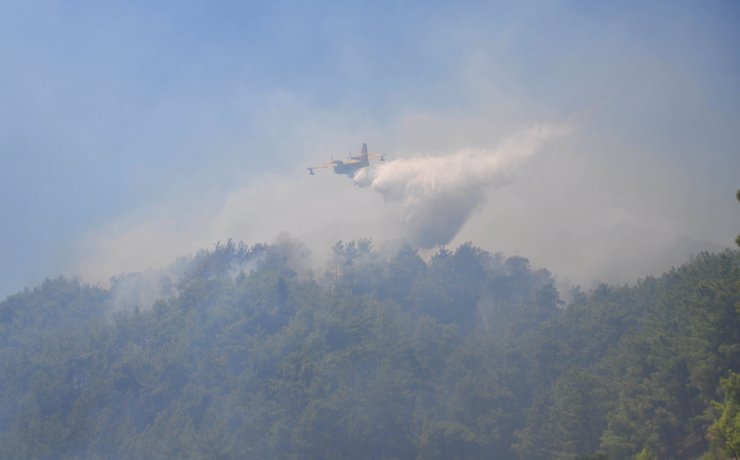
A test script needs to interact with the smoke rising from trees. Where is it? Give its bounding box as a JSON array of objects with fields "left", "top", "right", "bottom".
[{"left": 353, "top": 124, "right": 570, "bottom": 248}]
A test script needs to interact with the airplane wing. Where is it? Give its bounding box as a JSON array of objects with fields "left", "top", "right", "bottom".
[{"left": 306, "top": 163, "right": 334, "bottom": 175}]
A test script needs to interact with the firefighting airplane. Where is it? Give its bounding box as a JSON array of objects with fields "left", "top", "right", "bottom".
[{"left": 307, "top": 143, "right": 384, "bottom": 178}]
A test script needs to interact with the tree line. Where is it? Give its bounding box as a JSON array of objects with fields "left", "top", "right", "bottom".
[{"left": 0, "top": 240, "right": 738, "bottom": 459}]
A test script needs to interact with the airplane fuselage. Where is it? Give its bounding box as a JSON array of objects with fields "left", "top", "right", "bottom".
[{"left": 331, "top": 157, "right": 368, "bottom": 177}]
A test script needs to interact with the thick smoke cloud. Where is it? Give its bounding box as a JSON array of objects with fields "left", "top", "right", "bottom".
[{"left": 353, "top": 124, "right": 569, "bottom": 248}]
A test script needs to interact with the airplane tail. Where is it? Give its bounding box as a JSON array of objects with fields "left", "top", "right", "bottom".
[{"left": 361, "top": 143, "right": 369, "bottom": 166}]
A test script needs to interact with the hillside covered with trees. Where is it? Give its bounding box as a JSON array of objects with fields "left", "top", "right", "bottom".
[{"left": 0, "top": 240, "right": 738, "bottom": 459}]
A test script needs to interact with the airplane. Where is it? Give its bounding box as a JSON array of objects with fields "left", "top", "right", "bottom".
[{"left": 307, "top": 143, "right": 384, "bottom": 178}]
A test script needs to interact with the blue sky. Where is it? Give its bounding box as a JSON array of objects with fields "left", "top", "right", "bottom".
[{"left": 2, "top": 1, "right": 739, "bottom": 296}]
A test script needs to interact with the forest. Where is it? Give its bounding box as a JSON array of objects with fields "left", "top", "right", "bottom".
[{"left": 0, "top": 239, "right": 738, "bottom": 459}]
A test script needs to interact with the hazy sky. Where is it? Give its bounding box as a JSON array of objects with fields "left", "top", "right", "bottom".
[{"left": 2, "top": 1, "right": 739, "bottom": 297}]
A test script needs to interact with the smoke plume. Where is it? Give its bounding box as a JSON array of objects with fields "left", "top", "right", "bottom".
[{"left": 353, "top": 124, "right": 570, "bottom": 248}]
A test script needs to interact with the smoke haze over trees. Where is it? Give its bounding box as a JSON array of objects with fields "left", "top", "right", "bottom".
[
  {"left": 1, "top": 240, "right": 738, "bottom": 459},
  {"left": 2, "top": 1, "right": 739, "bottom": 298}
]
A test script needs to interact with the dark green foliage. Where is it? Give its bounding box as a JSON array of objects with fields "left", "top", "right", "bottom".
[
  {"left": 708, "top": 370, "right": 740, "bottom": 457},
  {"left": 0, "top": 242, "right": 737, "bottom": 459}
]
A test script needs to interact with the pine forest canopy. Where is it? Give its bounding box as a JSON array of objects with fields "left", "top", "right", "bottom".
[{"left": 0, "top": 240, "right": 738, "bottom": 459}]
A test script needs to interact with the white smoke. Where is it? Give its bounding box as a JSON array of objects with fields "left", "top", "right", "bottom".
[{"left": 353, "top": 124, "right": 570, "bottom": 248}]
